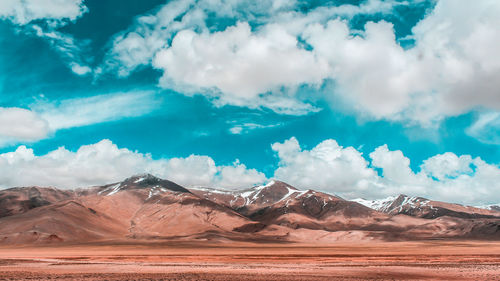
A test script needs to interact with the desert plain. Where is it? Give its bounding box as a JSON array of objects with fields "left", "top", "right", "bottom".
[{"left": 1, "top": 240, "right": 500, "bottom": 280}]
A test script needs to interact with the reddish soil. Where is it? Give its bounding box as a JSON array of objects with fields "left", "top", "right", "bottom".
[{"left": 1, "top": 241, "right": 500, "bottom": 280}]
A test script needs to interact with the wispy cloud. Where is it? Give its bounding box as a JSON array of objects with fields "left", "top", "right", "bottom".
[
  {"left": 0, "top": 0, "right": 92, "bottom": 76},
  {"left": 228, "top": 122, "right": 282, "bottom": 135},
  {"left": 32, "top": 90, "right": 161, "bottom": 131},
  {"left": 466, "top": 111, "right": 500, "bottom": 145},
  {"left": 0, "top": 90, "right": 161, "bottom": 147},
  {"left": 30, "top": 25, "right": 93, "bottom": 76}
]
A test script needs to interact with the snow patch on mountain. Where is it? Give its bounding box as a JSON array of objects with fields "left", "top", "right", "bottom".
[
  {"left": 475, "top": 204, "right": 500, "bottom": 212},
  {"left": 98, "top": 183, "right": 121, "bottom": 196},
  {"left": 352, "top": 195, "right": 433, "bottom": 213},
  {"left": 352, "top": 196, "right": 397, "bottom": 212}
]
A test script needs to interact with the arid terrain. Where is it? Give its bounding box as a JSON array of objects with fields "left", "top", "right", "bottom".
[
  {"left": 1, "top": 241, "right": 500, "bottom": 280},
  {"left": 1, "top": 175, "right": 500, "bottom": 280},
  {"left": 1, "top": 175, "right": 500, "bottom": 245}
]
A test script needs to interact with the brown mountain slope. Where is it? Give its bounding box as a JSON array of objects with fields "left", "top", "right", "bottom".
[
  {"left": 248, "top": 189, "right": 388, "bottom": 231},
  {"left": 190, "top": 180, "right": 343, "bottom": 216},
  {"left": 0, "top": 175, "right": 259, "bottom": 244},
  {"left": 0, "top": 186, "right": 75, "bottom": 218},
  {"left": 0, "top": 176, "right": 499, "bottom": 244},
  {"left": 0, "top": 199, "right": 128, "bottom": 244}
]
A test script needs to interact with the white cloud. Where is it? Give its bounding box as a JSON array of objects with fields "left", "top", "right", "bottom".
[
  {"left": 106, "top": 0, "right": 406, "bottom": 75},
  {"left": 323, "top": 0, "right": 420, "bottom": 18},
  {"left": 105, "top": 0, "right": 413, "bottom": 115},
  {"left": 0, "top": 107, "right": 50, "bottom": 146},
  {"left": 304, "top": 20, "right": 421, "bottom": 119},
  {"left": 0, "top": 91, "right": 160, "bottom": 148},
  {"left": 163, "top": 156, "right": 267, "bottom": 189},
  {"left": 2, "top": 1, "right": 92, "bottom": 76},
  {"left": 32, "top": 91, "right": 161, "bottom": 131},
  {"left": 105, "top": 0, "right": 500, "bottom": 126},
  {"left": 153, "top": 22, "right": 328, "bottom": 112},
  {"left": 228, "top": 122, "right": 282, "bottom": 135},
  {"left": 70, "top": 63, "right": 92, "bottom": 76},
  {"left": 466, "top": 111, "right": 500, "bottom": 145},
  {"left": 0, "top": 140, "right": 266, "bottom": 189},
  {"left": 215, "top": 160, "right": 267, "bottom": 190},
  {"left": 300, "top": 0, "right": 500, "bottom": 124},
  {"left": 421, "top": 152, "right": 474, "bottom": 181},
  {"left": 0, "top": 0, "right": 87, "bottom": 25},
  {"left": 105, "top": 0, "right": 197, "bottom": 76},
  {"left": 30, "top": 24, "right": 92, "bottom": 77},
  {"left": 0, "top": 140, "right": 160, "bottom": 188},
  {"left": 369, "top": 144, "right": 431, "bottom": 196},
  {"left": 405, "top": 0, "right": 500, "bottom": 123},
  {"left": 229, "top": 126, "right": 243, "bottom": 135},
  {"left": 370, "top": 147, "right": 500, "bottom": 205},
  {"left": 272, "top": 137, "right": 379, "bottom": 195},
  {"left": 370, "top": 145, "right": 423, "bottom": 185},
  {"left": 302, "top": 0, "right": 499, "bottom": 125},
  {"left": 271, "top": 137, "right": 500, "bottom": 205},
  {"left": 1, "top": 136, "right": 499, "bottom": 204},
  {"left": 162, "top": 155, "right": 217, "bottom": 187}
]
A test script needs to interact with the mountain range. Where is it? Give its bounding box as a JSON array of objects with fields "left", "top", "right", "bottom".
[{"left": 1, "top": 174, "right": 499, "bottom": 244}]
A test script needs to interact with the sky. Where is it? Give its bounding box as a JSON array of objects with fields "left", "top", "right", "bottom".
[{"left": 0, "top": 0, "right": 499, "bottom": 205}]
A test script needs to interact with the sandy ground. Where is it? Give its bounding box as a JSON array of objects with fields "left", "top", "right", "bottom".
[{"left": 0, "top": 241, "right": 500, "bottom": 280}]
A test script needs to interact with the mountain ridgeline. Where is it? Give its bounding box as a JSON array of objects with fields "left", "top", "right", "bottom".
[{"left": 0, "top": 174, "right": 499, "bottom": 244}]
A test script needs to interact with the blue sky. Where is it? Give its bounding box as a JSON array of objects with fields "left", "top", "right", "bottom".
[{"left": 0, "top": 0, "right": 499, "bottom": 205}]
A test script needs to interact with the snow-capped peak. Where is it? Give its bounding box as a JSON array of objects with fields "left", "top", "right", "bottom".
[{"left": 352, "top": 194, "right": 431, "bottom": 213}]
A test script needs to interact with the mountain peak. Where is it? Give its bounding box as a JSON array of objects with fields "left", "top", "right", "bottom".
[
  {"left": 122, "top": 173, "right": 159, "bottom": 184},
  {"left": 98, "top": 174, "right": 191, "bottom": 196},
  {"left": 235, "top": 180, "right": 300, "bottom": 208},
  {"left": 256, "top": 180, "right": 298, "bottom": 191}
]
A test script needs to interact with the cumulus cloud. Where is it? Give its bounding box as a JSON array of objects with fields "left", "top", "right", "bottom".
[
  {"left": 162, "top": 155, "right": 217, "bottom": 187},
  {"left": 421, "top": 152, "right": 474, "bottom": 181},
  {"left": 105, "top": 0, "right": 500, "bottom": 127},
  {"left": 1, "top": 136, "right": 499, "bottom": 204},
  {"left": 0, "top": 140, "right": 159, "bottom": 188},
  {"left": 105, "top": 0, "right": 414, "bottom": 115},
  {"left": 215, "top": 160, "right": 267, "bottom": 190},
  {"left": 0, "top": 0, "right": 87, "bottom": 25},
  {"left": 277, "top": 0, "right": 500, "bottom": 124},
  {"left": 0, "top": 140, "right": 266, "bottom": 189},
  {"left": 160, "top": 156, "right": 267, "bottom": 189},
  {"left": 410, "top": 0, "right": 500, "bottom": 116},
  {"left": 370, "top": 146, "right": 500, "bottom": 204},
  {"left": 0, "top": 91, "right": 160, "bottom": 148},
  {"left": 271, "top": 137, "right": 500, "bottom": 205},
  {"left": 153, "top": 22, "right": 328, "bottom": 112},
  {"left": 106, "top": 0, "right": 405, "bottom": 75},
  {"left": 272, "top": 137, "right": 378, "bottom": 195},
  {"left": 304, "top": 20, "right": 420, "bottom": 119}
]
